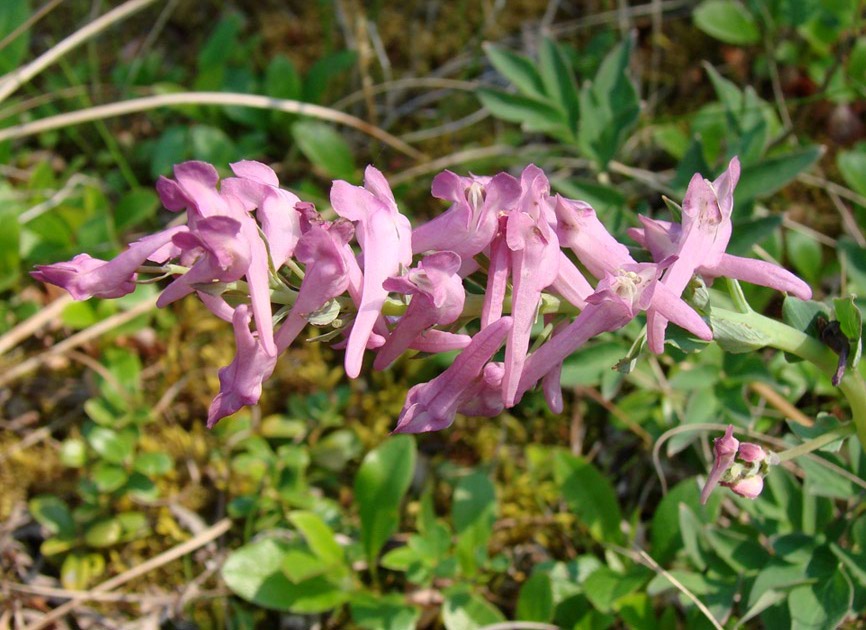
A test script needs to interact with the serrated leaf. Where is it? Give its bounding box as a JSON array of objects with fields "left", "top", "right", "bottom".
[
  {"left": 483, "top": 43, "right": 545, "bottom": 99},
  {"left": 694, "top": 0, "right": 760, "bottom": 45}
]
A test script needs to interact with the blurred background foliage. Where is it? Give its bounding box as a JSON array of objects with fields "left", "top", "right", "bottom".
[{"left": 1, "top": 0, "right": 866, "bottom": 628}]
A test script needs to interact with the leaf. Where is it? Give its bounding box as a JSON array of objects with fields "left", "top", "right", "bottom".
[
  {"left": 289, "top": 511, "right": 344, "bottom": 565},
  {"left": 483, "top": 43, "right": 545, "bottom": 99},
  {"left": 516, "top": 572, "right": 554, "bottom": 622},
  {"left": 788, "top": 570, "right": 853, "bottom": 630},
  {"left": 84, "top": 425, "right": 134, "bottom": 464},
  {"left": 222, "top": 539, "right": 348, "bottom": 613},
  {"left": 133, "top": 452, "right": 172, "bottom": 477},
  {"left": 553, "top": 450, "right": 623, "bottom": 544},
  {"left": 694, "top": 0, "right": 760, "bottom": 45},
  {"left": 651, "top": 479, "right": 719, "bottom": 564},
  {"left": 735, "top": 146, "right": 823, "bottom": 202},
  {"left": 477, "top": 88, "right": 570, "bottom": 137},
  {"left": 834, "top": 295, "right": 863, "bottom": 369},
  {"left": 303, "top": 50, "right": 357, "bottom": 104},
  {"left": 350, "top": 592, "right": 420, "bottom": 630},
  {"left": 115, "top": 188, "right": 159, "bottom": 233},
  {"left": 838, "top": 237, "right": 866, "bottom": 294},
  {"left": 91, "top": 462, "right": 128, "bottom": 493},
  {"left": 781, "top": 296, "right": 830, "bottom": 338},
  {"left": 0, "top": 199, "right": 21, "bottom": 290},
  {"left": 265, "top": 54, "right": 302, "bottom": 102},
  {"left": 29, "top": 495, "right": 75, "bottom": 538},
  {"left": 61, "top": 552, "right": 105, "bottom": 591},
  {"left": 837, "top": 147, "right": 866, "bottom": 198},
  {"left": 583, "top": 567, "right": 650, "bottom": 614},
  {"left": 150, "top": 126, "right": 189, "bottom": 178},
  {"left": 709, "top": 312, "right": 773, "bottom": 353},
  {"left": 442, "top": 587, "right": 505, "bottom": 630},
  {"left": 452, "top": 470, "right": 497, "bottom": 576},
  {"left": 84, "top": 517, "right": 122, "bottom": 548},
  {"left": 538, "top": 37, "right": 580, "bottom": 133},
  {"left": 786, "top": 229, "right": 823, "bottom": 287},
  {"left": 0, "top": 0, "right": 30, "bottom": 75},
  {"left": 354, "top": 435, "right": 416, "bottom": 567},
  {"left": 190, "top": 125, "right": 237, "bottom": 167},
  {"left": 578, "top": 36, "right": 640, "bottom": 168},
  {"left": 291, "top": 121, "right": 356, "bottom": 181}
]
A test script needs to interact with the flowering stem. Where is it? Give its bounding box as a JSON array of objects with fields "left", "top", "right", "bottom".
[{"left": 711, "top": 305, "right": 866, "bottom": 449}]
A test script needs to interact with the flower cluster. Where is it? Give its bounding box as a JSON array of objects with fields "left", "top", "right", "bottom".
[
  {"left": 32, "top": 158, "right": 812, "bottom": 431},
  {"left": 700, "top": 425, "right": 776, "bottom": 502}
]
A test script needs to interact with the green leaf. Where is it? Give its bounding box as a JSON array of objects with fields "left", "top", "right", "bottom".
[
  {"left": 709, "top": 311, "right": 773, "bottom": 353},
  {"left": 281, "top": 547, "right": 333, "bottom": 583},
  {"left": 442, "top": 587, "right": 505, "bottom": 630},
  {"left": 91, "top": 462, "right": 128, "bottom": 493},
  {"left": 61, "top": 552, "right": 105, "bottom": 590},
  {"left": 59, "top": 438, "right": 87, "bottom": 468},
  {"left": 150, "top": 126, "right": 189, "bottom": 178},
  {"left": 115, "top": 188, "right": 159, "bottom": 233},
  {"left": 736, "top": 146, "right": 823, "bottom": 202},
  {"left": 651, "top": 479, "right": 719, "bottom": 563},
  {"left": 303, "top": 50, "right": 357, "bottom": 104},
  {"left": 452, "top": 470, "right": 497, "bottom": 576},
  {"left": 133, "top": 452, "right": 172, "bottom": 477},
  {"left": 583, "top": 567, "right": 650, "bottom": 614},
  {"left": 539, "top": 37, "right": 580, "bottom": 132},
  {"left": 577, "top": 36, "right": 640, "bottom": 168},
  {"left": 694, "top": 0, "right": 760, "bottom": 45},
  {"left": 350, "top": 592, "right": 420, "bottom": 630},
  {"left": 222, "top": 539, "right": 348, "bottom": 613},
  {"left": 837, "top": 147, "right": 866, "bottom": 197},
  {"left": 84, "top": 517, "right": 122, "bottom": 548},
  {"left": 289, "top": 511, "right": 344, "bottom": 565},
  {"left": 190, "top": 125, "right": 237, "bottom": 167},
  {"left": 0, "top": 0, "right": 30, "bottom": 75},
  {"left": 839, "top": 237, "right": 866, "bottom": 294},
  {"left": 799, "top": 456, "right": 858, "bottom": 498},
  {"left": 834, "top": 295, "right": 863, "bottom": 369},
  {"left": 483, "top": 43, "right": 545, "bottom": 99},
  {"left": 0, "top": 199, "right": 20, "bottom": 290},
  {"left": 477, "top": 88, "right": 570, "bottom": 137},
  {"left": 554, "top": 450, "right": 623, "bottom": 544},
  {"left": 782, "top": 296, "right": 830, "bottom": 338},
  {"left": 788, "top": 570, "right": 853, "bottom": 629},
  {"left": 786, "top": 229, "right": 823, "bottom": 287},
  {"left": 265, "top": 54, "right": 302, "bottom": 102},
  {"left": 516, "top": 572, "right": 554, "bottom": 622},
  {"left": 84, "top": 425, "right": 134, "bottom": 464},
  {"left": 354, "top": 435, "right": 416, "bottom": 567},
  {"left": 29, "top": 495, "right": 75, "bottom": 538},
  {"left": 291, "top": 121, "right": 355, "bottom": 181}
]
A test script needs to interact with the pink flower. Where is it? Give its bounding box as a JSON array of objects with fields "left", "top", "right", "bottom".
[
  {"left": 207, "top": 305, "right": 278, "bottom": 428},
  {"left": 700, "top": 425, "right": 740, "bottom": 504},
  {"left": 31, "top": 226, "right": 187, "bottom": 300},
  {"left": 374, "top": 251, "right": 465, "bottom": 370},
  {"left": 331, "top": 166, "right": 413, "bottom": 378},
  {"left": 393, "top": 317, "right": 512, "bottom": 433},
  {"left": 723, "top": 475, "right": 764, "bottom": 499},
  {"left": 700, "top": 426, "right": 771, "bottom": 503}
]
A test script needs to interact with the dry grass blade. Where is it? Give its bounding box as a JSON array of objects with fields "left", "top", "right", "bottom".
[
  {"left": 0, "top": 91, "right": 426, "bottom": 161},
  {"left": 21, "top": 517, "right": 231, "bottom": 630},
  {"left": 0, "top": 0, "right": 160, "bottom": 103},
  {"left": 0, "top": 294, "right": 72, "bottom": 356}
]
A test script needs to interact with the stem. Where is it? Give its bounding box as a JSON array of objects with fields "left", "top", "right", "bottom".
[
  {"left": 711, "top": 305, "right": 866, "bottom": 449},
  {"left": 775, "top": 422, "right": 856, "bottom": 463}
]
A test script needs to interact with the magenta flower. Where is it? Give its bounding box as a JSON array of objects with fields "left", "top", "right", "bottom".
[
  {"left": 456, "top": 362, "right": 506, "bottom": 418},
  {"left": 700, "top": 425, "right": 740, "bottom": 504},
  {"left": 331, "top": 166, "right": 413, "bottom": 378},
  {"left": 31, "top": 226, "right": 188, "bottom": 300},
  {"left": 724, "top": 475, "right": 764, "bottom": 499},
  {"left": 207, "top": 305, "right": 278, "bottom": 428},
  {"left": 374, "top": 251, "right": 465, "bottom": 370},
  {"left": 393, "top": 316, "right": 512, "bottom": 433}
]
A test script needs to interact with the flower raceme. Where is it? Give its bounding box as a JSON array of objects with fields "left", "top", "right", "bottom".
[{"left": 32, "top": 159, "right": 812, "bottom": 430}]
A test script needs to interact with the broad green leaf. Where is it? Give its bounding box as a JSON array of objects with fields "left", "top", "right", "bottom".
[
  {"left": 838, "top": 237, "right": 866, "bottom": 294},
  {"left": 29, "top": 495, "right": 75, "bottom": 538},
  {"left": 483, "top": 43, "right": 545, "bottom": 99},
  {"left": 84, "top": 425, "right": 134, "bottom": 465},
  {"left": 190, "top": 126, "right": 237, "bottom": 167},
  {"left": 583, "top": 567, "right": 650, "bottom": 614},
  {"left": 538, "top": 37, "right": 580, "bottom": 133},
  {"left": 150, "top": 126, "right": 189, "bottom": 178},
  {"left": 91, "top": 462, "right": 129, "bottom": 493},
  {"left": 709, "top": 311, "right": 773, "bottom": 353},
  {"left": 554, "top": 450, "right": 623, "bottom": 544},
  {"left": 678, "top": 504, "right": 707, "bottom": 571},
  {"left": 837, "top": 146, "right": 866, "bottom": 197},
  {"left": 452, "top": 470, "right": 497, "bottom": 576},
  {"left": 281, "top": 547, "right": 333, "bottom": 583},
  {"left": 694, "top": 0, "right": 760, "bottom": 45},
  {"left": 222, "top": 539, "right": 348, "bottom": 613},
  {"left": 291, "top": 121, "right": 355, "bottom": 181},
  {"left": 736, "top": 146, "right": 822, "bottom": 202},
  {"left": 516, "top": 572, "right": 554, "bottom": 622},
  {"left": 477, "top": 88, "right": 570, "bottom": 137},
  {"left": 0, "top": 0, "right": 30, "bottom": 75},
  {"left": 799, "top": 456, "right": 858, "bottom": 498},
  {"left": 786, "top": 229, "right": 823, "bottom": 286},
  {"left": 350, "top": 592, "right": 420, "bottom": 630},
  {"left": 265, "top": 54, "right": 302, "bottom": 102},
  {"left": 559, "top": 342, "right": 626, "bottom": 387},
  {"left": 442, "top": 587, "right": 505, "bottom": 630},
  {"left": 84, "top": 517, "right": 122, "bottom": 548},
  {"left": 781, "top": 296, "right": 830, "bottom": 338},
  {"left": 354, "top": 435, "right": 416, "bottom": 566},
  {"left": 303, "top": 50, "right": 357, "bottom": 104},
  {"left": 59, "top": 439, "right": 87, "bottom": 468},
  {"left": 133, "top": 452, "right": 172, "bottom": 477},
  {"left": 289, "top": 511, "right": 344, "bottom": 565},
  {"left": 61, "top": 552, "right": 105, "bottom": 590},
  {"left": 651, "top": 479, "right": 719, "bottom": 564},
  {"left": 788, "top": 569, "right": 853, "bottom": 630},
  {"left": 578, "top": 37, "right": 640, "bottom": 168}
]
